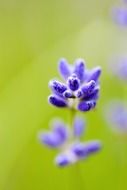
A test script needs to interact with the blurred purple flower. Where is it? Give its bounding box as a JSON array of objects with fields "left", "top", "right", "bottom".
[
  {"left": 105, "top": 100, "right": 127, "bottom": 133},
  {"left": 110, "top": 56, "right": 127, "bottom": 81},
  {"left": 112, "top": 5, "right": 127, "bottom": 27},
  {"left": 48, "top": 58, "right": 101, "bottom": 112},
  {"left": 38, "top": 117, "right": 101, "bottom": 167}
]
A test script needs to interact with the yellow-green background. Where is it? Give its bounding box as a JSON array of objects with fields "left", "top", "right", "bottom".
[{"left": 0, "top": 0, "right": 127, "bottom": 189}]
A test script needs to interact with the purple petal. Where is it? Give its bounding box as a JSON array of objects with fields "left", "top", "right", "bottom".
[
  {"left": 58, "top": 58, "right": 71, "bottom": 80},
  {"left": 71, "top": 143, "right": 88, "bottom": 158},
  {"left": 55, "top": 151, "right": 77, "bottom": 166},
  {"left": 75, "top": 89, "right": 83, "bottom": 98},
  {"left": 74, "top": 117, "right": 85, "bottom": 137},
  {"left": 63, "top": 90, "right": 74, "bottom": 98},
  {"left": 55, "top": 154, "right": 70, "bottom": 167},
  {"left": 72, "top": 141, "right": 101, "bottom": 158},
  {"left": 49, "top": 80, "right": 67, "bottom": 97},
  {"left": 85, "top": 141, "right": 102, "bottom": 155},
  {"left": 78, "top": 100, "right": 96, "bottom": 112},
  {"left": 48, "top": 95, "right": 67, "bottom": 107},
  {"left": 74, "top": 59, "right": 85, "bottom": 82},
  {"left": 67, "top": 74, "right": 80, "bottom": 91},
  {"left": 86, "top": 67, "right": 101, "bottom": 82},
  {"left": 84, "top": 86, "right": 100, "bottom": 101},
  {"left": 81, "top": 80, "right": 96, "bottom": 95},
  {"left": 52, "top": 120, "right": 68, "bottom": 143},
  {"left": 38, "top": 132, "right": 63, "bottom": 148}
]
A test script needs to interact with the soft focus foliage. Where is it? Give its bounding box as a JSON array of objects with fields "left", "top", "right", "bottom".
[{"left": 0, "top": 0, "right": 127, "bottom": 190}]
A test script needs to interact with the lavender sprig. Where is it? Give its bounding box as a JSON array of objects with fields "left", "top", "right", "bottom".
[
  {"left": 38, "top": 58, "right": 102, "bottom": 168},
  {"left": 48, "top": 58, "right": 101, "bottom": 112}
]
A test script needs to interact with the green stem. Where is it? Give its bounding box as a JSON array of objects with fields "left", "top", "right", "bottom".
[
  {"left": 69, "top": 108, "right": 85, "bottom": 190},
  {"left": 70, "top": 109, "right": 75, "bottom": 127}
]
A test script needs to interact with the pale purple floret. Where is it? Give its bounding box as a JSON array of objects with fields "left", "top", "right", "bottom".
[
  {"left": 39, "top": 118, "right": 101, "bottom": 167},
  {"left": 74, "top": 117, "right": 85, "bottom": 137},
  {"left": 72, "top": 143, "right": 88, "bottom": 158},
  {"left": 71, "top": 141, "right": 101, "bottom": 159},
  {"left": 39, "top": 132, "right": 64, "bottom": 148},
  {"left": 55, "top": 154, "right": 71, "bottom": 166},
  {"left": 38, "top": 120, "right": 68, "bottom": 148},
  {"left": 105, "top": 101, "right": 127, "bottom": 133},
  {"left": 85, "top": 141, "right": 101, "bottom": 154},
  {"left": 49, "top": 58, "right": 101, "bottom": 112},
  {"left": 52, "top": 120, "right": 68, "bottom": 141},
  {"left": 112, "top": 6, "right": 127, "bottom": 27}
]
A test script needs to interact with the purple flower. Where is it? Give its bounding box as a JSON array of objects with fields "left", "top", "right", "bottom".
[
  {"left": 38, "top": 117, "right": 102, "bottom": 167},
  {"left": 105, "top": 100, "right": 127, "bottom": 133},
  {"left": 48, "top": 58, "right": 101, "bottom": 112},
  {"left": 110, "top": 56, "right": 127, "bottom": 81},
  {"left": 112, "top": 6, "right": 127, "bottom": 27}
]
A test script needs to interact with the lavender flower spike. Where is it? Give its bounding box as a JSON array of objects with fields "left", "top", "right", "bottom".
[
  {"left": 49, "top": 58, "right": 101, "bottom": 112},
  {"left": 38, "top": 57, "right": 102, "bottom": 167}
]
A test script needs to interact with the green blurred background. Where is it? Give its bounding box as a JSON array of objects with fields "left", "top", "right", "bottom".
[{"left": 0, "top": 0, "right": 127, "bottom": 189}]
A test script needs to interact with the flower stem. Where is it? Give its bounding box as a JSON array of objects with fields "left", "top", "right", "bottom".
[{"left": 70, "top": 108, "right": 85, "bottom": 190}]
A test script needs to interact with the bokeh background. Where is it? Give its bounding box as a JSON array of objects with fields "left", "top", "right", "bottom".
[{"left": 0, "top": 0, "right": 127, "bottom": 190}]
